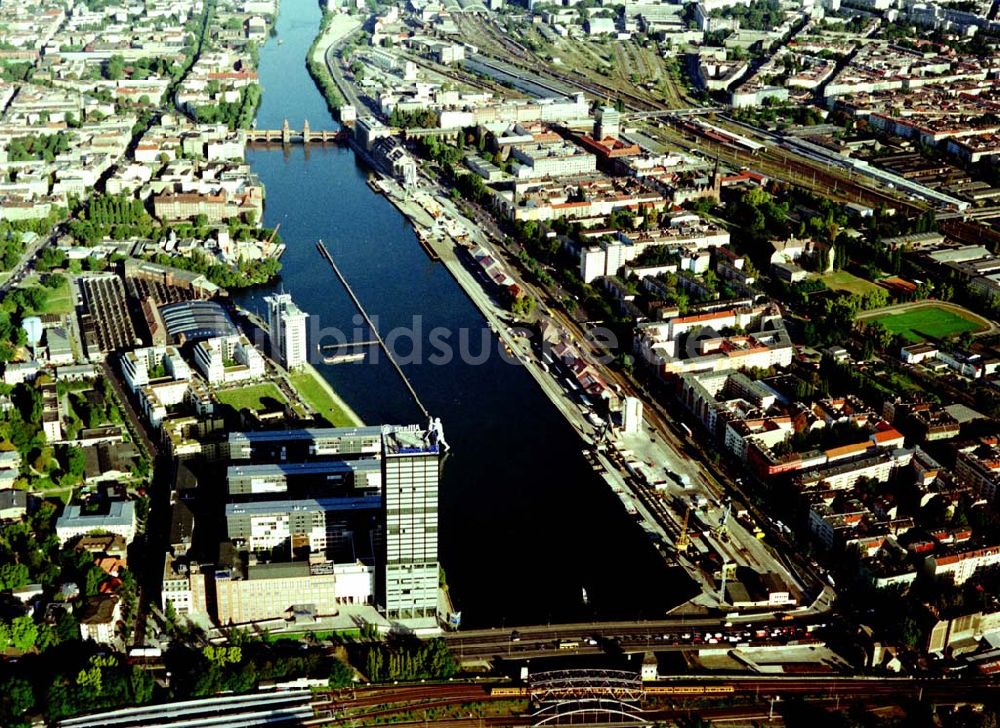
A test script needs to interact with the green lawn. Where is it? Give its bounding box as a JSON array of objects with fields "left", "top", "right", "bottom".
[
  {"left": 264, "top": 628, "right": 360, "bottom": 643},
  {"left": 19, "top": 275, "right": 75, "bottom": 315},
  {"left": 31, "top": 482, "right": 73, "bottom": 505},
  {"left": 215, "top": 382, "right": 288, "bottom": 411},
  {"left": 289, "top": 370, "right": 357, "bottom": 427},
  {"left": 871, "top": 304, "right": 986, "bottom": 343},
  {"left": 816, "top": 270, "right": 881, "bottom": 296}
]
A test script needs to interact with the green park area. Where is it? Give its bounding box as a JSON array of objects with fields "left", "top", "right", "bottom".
[
  {"left": 11, "top": 273, "right": 76, "bottom": 316},
  {"left": 289, "top": 370, "right": 357, "bottom": 427},
  {"left": 817, "top": 270, "right": 882, "bottom": 297},
  {"left": 870, "top": 304, "right": 988, "bottom": 343},
  {"left": 27, "top": 276, "right": 74, "bottom": 315},
  {"left": 214, "top": 382, "right": 288, "bottom": 412}
]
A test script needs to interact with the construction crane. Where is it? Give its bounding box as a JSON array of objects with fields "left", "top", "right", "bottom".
[
  {"left": 720, "top": 560, "right": 734, "bottom": 604},
  {"left": 262, "top": 223, "right": 281, "bottom": 256},
  {"left": 675, "top": 505, "right": 691, "bottom": 554},
  {"left": 715, "top": 497, "right": 732, "bottom": 542},
  {"left": 266, "top": 222, "right": 281, "bottom": 244}
]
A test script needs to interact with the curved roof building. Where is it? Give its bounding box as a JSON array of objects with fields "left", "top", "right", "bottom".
[{"left": 159, "top": 300, "right": 238, "bottom": 343}]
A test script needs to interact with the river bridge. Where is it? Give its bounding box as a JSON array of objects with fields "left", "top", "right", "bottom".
[{"left": 246, "top": 119, "right": 349, "bottom": 144}]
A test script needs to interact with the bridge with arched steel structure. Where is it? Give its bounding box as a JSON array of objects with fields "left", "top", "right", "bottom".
[{"left": 528, "top": 670, "right": 652, "bottom": 727}]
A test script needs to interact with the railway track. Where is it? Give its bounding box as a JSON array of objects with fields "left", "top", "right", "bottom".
[
  {"left": 461, "top": 14, "right": 668, "bottom": 111},
  {"left": 404, "top": 52, "right": 508, "bottom": 97},
  {"left": 711, "top": 116, "right": 931, "bottom": 215},
  {"left": 535, "top": 52, "right": 669, "bottom": 111},
  {"left": 649, "top": 119, "right": 925, "bottom": 216},
  {"left": 464, "top": 14, "right": 534, "bottom": 64},
  {"left": 546, "top": 65, "right": 667, "bottom": 111},
  {"left": 314, "top": 685, "right": 491, "bottom": 709},
  {"left": 611, "top": 41, "right": 631, "bottom": 84},
  {"left": 306, "top": 677, "right": 1000, "bottom": 727}
]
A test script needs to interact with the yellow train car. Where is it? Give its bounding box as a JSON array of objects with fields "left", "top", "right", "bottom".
[
  {"left": 489, "top": 685, "right": 735, "bottom": 697},
  {"left": 646, "top": 685, "right": 736, "bottom": 696},
  {"left": 489, "top": 686, "right": 530, "bottom": 697}
]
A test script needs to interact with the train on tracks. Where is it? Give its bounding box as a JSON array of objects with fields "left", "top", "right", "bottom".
[
  {"left": 489, "top": 684, "right": 736, "bottom": 697},
  {"left": 673, "top": 118, "right": 765, "bottom": 153},
  {"left": 647, "top": 685, "right": 736, "bottom": 696}
]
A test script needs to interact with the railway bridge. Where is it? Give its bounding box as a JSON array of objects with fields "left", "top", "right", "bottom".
[
  {"left": 246, "top": 119, "right": 349, "bottom": 144},
  {"left": 528, "top": 670, "right": 651, "bottom": 727}
]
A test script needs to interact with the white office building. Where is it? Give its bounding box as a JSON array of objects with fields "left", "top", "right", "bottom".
[
  {"left": 264, "top": 293, "right": 308, "bottom": 370},
  {"left": 56, "top": 500, "right": 137, "bottom": 545},
  {"left": 222, "top": 424, "right": 444, "bottom": 631},
  {"left": 120, "top": 346, "right": 191, "bottom": 392},
  {"left": 194, "top": 334, "right": 266, "bottom": 385},
  {"left": 383, "top": 427, "right": 441, "bottom": 626}
]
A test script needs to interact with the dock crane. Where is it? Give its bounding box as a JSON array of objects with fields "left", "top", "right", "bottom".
[{"left": 715, "top": 497, "right": 732, "bottom": 542}]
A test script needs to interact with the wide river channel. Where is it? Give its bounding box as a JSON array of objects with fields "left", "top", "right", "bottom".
[{"left": 237, "top": 0, "right": 676, "bottom": 628}]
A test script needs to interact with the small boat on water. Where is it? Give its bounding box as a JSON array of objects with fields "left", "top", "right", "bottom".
[
  {"left": 415, "top": 229, "right": 440, "bottom": 261},
  {"left": 321, "top": 351, "right": 366, "bottom": 365}
]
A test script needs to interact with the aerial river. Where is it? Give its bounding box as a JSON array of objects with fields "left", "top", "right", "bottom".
[{"left": 239, "top": 0, "right": 677, "bottom": 628}]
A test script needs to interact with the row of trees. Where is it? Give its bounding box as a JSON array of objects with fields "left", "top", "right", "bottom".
[
  {"left": 732, "top": 100, "right": 825, "bottom": 130},
  {"left": 710, "top": 0, "right": 782, "bottom": 29},
  {"left": 82, "top": 193, "right": 149, "bottom": 227},
  {"left": 151, "top": 250, "right": 281, "bottom": 288},
  {"left": 388, "top": 107, "right": 439, "bottom": 129},
  {"left": 417, "top": 136, "right": 464, "bottom": 167},
  {"left": 7, "top": 133, "right": 71, "bottom": 162},
  {"left": 799, "top": 287, "right": 889, "bottom": 347},
  {"left": 1, "top": 645, "right": 144, "bottom": 728},
  {"left": 45, "top": 654, "right": 155, "bottom": 723},
  {"left": 454, "top": 169, "right": 489, "bottom": 205},
  {"left": 0, "top": 616, "right": 40, "bottom": 653},
  {"left": 68, "top": 193, "right": 159, "bottom": 244},
  {"left": 86, "top": 55, "right": 177, "bottom": 83},
  {"left": 358, "top": 637, "right": 457, "bottom": 682},
  {"left": 0, "top": 236, "right": 27, "bottom": 272},
  {"left": 0, "top": 61, "right": 32, "bottom": 82},
  {"left": 305, "top": 11, "right": 344, "bottom": 118},
  {"left": 165, "top": 632, "right": 342, "bottom": 698},
  {"left": 193, "top": 84, "right": 261, "bottom": 130}
]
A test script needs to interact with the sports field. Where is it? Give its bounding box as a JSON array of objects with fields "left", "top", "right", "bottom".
[
  {"left": 869, "top": 304, "right": 987, "bottom": 343},
  {"left": 817, "top": 270, "right": 881, "bottom": 296}
]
